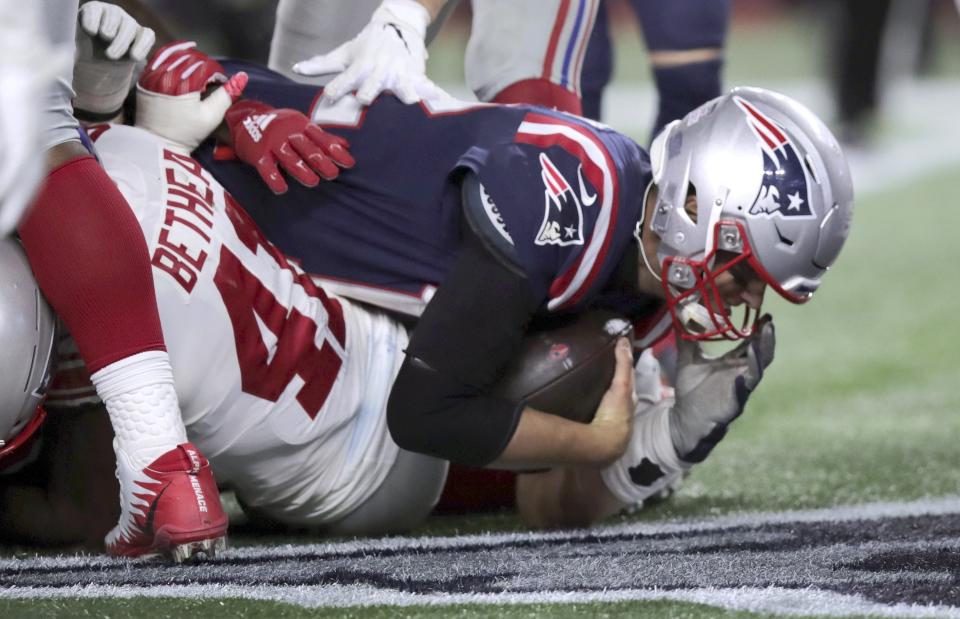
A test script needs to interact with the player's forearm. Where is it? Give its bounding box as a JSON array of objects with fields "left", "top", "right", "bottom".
[{"left": 489, "top": 406, "right": 628, "bottom": 470}]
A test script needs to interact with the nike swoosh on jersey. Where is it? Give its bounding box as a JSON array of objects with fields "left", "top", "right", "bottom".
[{"left": 577, "top": 165, "right": 597, "bottom": 207}]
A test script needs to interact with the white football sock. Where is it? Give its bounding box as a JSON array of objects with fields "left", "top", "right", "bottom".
[{"left": 91, "top": 351, "right": 188, "bottom": 466}]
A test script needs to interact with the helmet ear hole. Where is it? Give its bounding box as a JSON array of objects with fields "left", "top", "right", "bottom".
[{"left": 683, "top": 183, "right": 698, "bottom": 224}]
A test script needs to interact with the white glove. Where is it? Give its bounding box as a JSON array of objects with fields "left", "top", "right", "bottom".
[
  {"left": 670, "top": 318, "right": 775, "bottom": 462},
  {"left": 634, "top": 347, "right": 669, "bottom": 406},
  {"left": 78, "top": 1, "right": 156, "bottom": 61},
  {"left": 601, "top": 322, "right": 775, "bottom": 506},
  {"left": 73, "top": 2, "right": 156, "bottom": 116},
  {"left": 292, "top": 0, "right": 440, "bottom": 104}
]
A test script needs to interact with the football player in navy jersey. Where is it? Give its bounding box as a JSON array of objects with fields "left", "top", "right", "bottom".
[
  {"left": 177, "top": 57, "right": 854, "bottom": 521},
  {"left": 12, "top": 45, "right": 852, "bottom": 531},
  {"left": 0, "top": 41, "right": 856, "bottom": 536}
]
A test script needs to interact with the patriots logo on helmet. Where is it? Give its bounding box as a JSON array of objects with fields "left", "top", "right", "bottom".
[
  {"left": 735, "top": 97, "right": 814, "bottom": 220},
  {"left": 535, "top": 153, "right": 585, "bottom": 247}
]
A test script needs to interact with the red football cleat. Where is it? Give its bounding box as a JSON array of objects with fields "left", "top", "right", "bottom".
[{"left": 106, "top": 442, "right": 228, "bottom": 562}]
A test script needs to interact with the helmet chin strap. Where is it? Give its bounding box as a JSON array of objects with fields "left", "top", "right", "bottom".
[{"left": 636, "top": 180, "right": 662, "bottom": 283}]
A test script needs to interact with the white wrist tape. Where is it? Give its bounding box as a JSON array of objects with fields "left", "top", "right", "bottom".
[
  {"left": 601, "top": 397, "right": 690, "bottom": 506},
  {"left": 72, "top": 35, "right": 136, "bottom": 115},
  {"left": 136, "top": 83, "right": 234, "bottom": 155}
]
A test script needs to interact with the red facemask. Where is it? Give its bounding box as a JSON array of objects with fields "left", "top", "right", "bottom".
[{"left": 660, "top": 220, "right": 809, "bottom": 341}]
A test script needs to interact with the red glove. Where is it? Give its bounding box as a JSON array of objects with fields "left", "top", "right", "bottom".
[
  {"left": 139, "top": 40, "right": 231, "bottom": 95},
  {"left": 219, "top": 100, "right": 355, "bottom": 194},
  {"left": 136, "top": 41, "right": 247, "bottom": 154}
]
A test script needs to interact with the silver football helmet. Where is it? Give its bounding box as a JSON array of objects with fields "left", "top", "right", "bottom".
[
  {"left": 0, "top": 237, "right": 57, "bottom": 469},
  {"left": 643, "top": 86, "right": 854, "bottom": 340}
]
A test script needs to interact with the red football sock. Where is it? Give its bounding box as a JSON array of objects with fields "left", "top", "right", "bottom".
[{"left": 19, "top": 155, "right": 165, "bottom": 373}]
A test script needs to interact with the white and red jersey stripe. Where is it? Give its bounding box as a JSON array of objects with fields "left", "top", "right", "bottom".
[
  {"left": 465, "top": 0, "right": 599, "bottom": 102},
  {"left": 540, "top": 0, "right": 599, "bottom": 95},
  {"left": 515, "top": 112, "right": 621, "bottom": 312}
]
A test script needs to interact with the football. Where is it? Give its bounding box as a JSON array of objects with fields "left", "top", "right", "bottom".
[{"left": 492, "top": 309, "right": 633, "bottom": 424}]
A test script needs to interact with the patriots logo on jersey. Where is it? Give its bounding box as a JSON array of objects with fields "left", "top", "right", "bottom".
[
  {"left": 535, "top": 153, "right": 585, "bottom": 247},
  {"left": 735, "top": 97, "right": 814, "bottom": 220}
]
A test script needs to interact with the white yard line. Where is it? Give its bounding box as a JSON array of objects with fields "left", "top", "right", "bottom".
[
  {"left": 3, "top": 583, "right": 960, "bottom": 618},
  {"left": 4, "top": 495, "right": 960, "bottom": 617}
]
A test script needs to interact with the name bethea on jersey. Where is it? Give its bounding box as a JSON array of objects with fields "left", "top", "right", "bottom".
[
  {"left": 150, "top": 150, "right": 218, "bottom": 293},
  {"left": 535, "top": 153, "right": 589, "bottom": 247}
]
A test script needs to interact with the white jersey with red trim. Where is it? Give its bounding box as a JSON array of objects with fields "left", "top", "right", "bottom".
[{"left": 49, "top": 123, "right": 407, "bottom": 526}]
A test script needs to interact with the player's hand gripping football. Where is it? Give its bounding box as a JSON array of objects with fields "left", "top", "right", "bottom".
[
  {"left": 669, "top": 316, "right": 776, "bottom": 461},
  {"left": 599, "top": 323, "right": 773, "bottom": 508},
  {"left": 587, "top": 337, "right": 637, "bottom": 464},
  {"left": 292, "top": 0, "right": 443, "bottom": 105},
  {"left": 136, "top": 41, "right": 248, "bottom": 155},
  {"left": 219, "top": 100, "right": 355, "bottom": 194},
  {"left": 73, "top": 2, "right": 157, "bottom": 117}
]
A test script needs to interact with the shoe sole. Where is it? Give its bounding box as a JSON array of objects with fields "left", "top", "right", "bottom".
[
  {"left": 156, "top": 523, "right": 229, "bottom": 563},
  {"left": 168, "top": 535, "right": 228, "bottom": 563},
  {"left": 108, "top": 524, "right": 229, "bottom": 562}
]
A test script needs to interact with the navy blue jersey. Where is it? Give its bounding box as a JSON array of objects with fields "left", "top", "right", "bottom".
[{"left": 196, "top": 61, "right": 656, "bottom": 319}]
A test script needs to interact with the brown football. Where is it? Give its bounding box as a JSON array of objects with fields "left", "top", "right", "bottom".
[{"left": 492, "top": 309, "right": 632, "bottom": 424}]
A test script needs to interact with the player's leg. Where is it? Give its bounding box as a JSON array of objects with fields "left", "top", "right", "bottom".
[
  {"left": 323, "top": 449, "right": 449, "bottom": 535},
  {"left": 465, "top": 0, "right": 600, "bottom": 114},
  {"left": 579, "top": 0, "right": 613, "bottom": 121},
  {"left": 832, "top": 0, "right": 892, "bottom": 144},
  {"left": 17, "top": 0, "right": 225, "bottom": 560},
  {"left": 631, "top": 0, "right": 730, "bottom": 141}
]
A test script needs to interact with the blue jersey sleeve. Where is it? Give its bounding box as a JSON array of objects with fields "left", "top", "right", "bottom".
[{"left": 457, "top": 111, "right": 652, "bottom": 313}]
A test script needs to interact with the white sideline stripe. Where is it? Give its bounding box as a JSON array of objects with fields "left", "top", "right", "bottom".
[
  {"left": 6, "top": 495, "right": 960, "bottom": 572},
  {"left": 3, "top": 584, "right": 960, "bottom": 618},
  {"left": 5, "top": 494, "right": 960, "bottom": 619}
]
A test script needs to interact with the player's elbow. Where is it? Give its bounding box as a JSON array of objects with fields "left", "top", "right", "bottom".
[
  {"left": 386, "top": 385, "right": 427, "bottom": 457},
  {"left": 386, "top": 358, "right": 448, "bottom": 459},
  {"left": 387, "top": 356, "right": 521, "bottom": 467}
]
